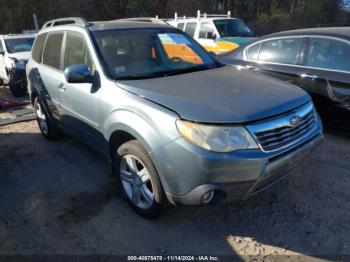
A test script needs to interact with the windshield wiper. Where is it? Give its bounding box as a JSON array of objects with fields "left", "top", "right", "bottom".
[
  {"left": 116, "top": 73, "right": 162, "bottom": 80},
  {"left": 164, "top": 65, "right": 211, "bottom": 77}
]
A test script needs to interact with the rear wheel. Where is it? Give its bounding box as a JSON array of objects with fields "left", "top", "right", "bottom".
[
  {"left": 115, "top": 140, "right": 169, "bottom": 218},
  {"left": 34, "top": 97, "right": 61, "bottom": 140}
]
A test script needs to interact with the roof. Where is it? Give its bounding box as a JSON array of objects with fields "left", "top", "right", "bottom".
[
  {"left": 89, "top": 20, "right": 173, "bottom": 31},
  {"left": 264, "top": 27, "right": 350, "bottom": 40},
  {"left": 38, "top": 17, "right": 174, "bottom": 34}
]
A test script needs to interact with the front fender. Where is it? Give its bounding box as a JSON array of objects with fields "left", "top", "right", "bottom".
[
  {"left": 102, "top": 108, "right": 180, "bottom": 198},
  {"left": 103, "top": 109, "right": 164, "bottom": 153}
]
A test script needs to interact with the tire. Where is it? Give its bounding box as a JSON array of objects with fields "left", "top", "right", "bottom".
[
  {"left": 115, "top": 140, "right": 169, "bottom": 218},
  {"left": 9, "top": 80, "right": 27, "bottom": 97},
  {"left": 33, "top": 97, "right": 61, "bottom": 140}
]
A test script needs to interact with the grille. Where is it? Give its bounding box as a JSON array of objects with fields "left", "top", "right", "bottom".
[{"left": 247, "top": 103, "right": 317, "bottom": 152}]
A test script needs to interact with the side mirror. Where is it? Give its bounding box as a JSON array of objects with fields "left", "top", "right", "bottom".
[{"left": 64, "top": 64, "right": 93, "bottom": 84}]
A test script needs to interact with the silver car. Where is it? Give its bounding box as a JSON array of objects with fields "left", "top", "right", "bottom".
[{"left": 26, "top": 17, "right": 323, "bottom": 218}]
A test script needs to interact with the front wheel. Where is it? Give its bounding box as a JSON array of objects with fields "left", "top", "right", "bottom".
[
  {"left": 115, "top": 140, "right": 169, "bottom": 218},
  {"left": 34, "top": 97, "right": 61, "bottom": 140}
]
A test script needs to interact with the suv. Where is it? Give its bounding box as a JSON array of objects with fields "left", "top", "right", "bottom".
[
  {"left": 0, "top": 34, "right": 36, "bottom": 96},
  {"left": 27, "top": 17, "right": 323, "bottom": 218},
  {"left": 167, "top": 11, "right": 257, "bottom": 55}
]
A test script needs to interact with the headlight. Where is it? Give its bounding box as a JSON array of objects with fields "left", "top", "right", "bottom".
[{"left": 176, "top": 120, "right": 258, "bottom": 153}]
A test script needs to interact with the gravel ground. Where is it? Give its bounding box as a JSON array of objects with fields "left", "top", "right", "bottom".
[{"left": 0, "top": 87, "right": 350, "bottom": 260}]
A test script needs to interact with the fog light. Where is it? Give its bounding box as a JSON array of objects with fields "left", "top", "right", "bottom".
[{"left": 202, "top": 191, "right": 215, "bottom": 204}]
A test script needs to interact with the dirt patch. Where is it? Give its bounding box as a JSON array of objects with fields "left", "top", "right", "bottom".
[{"left": 0, "top": 87, "right": 349, "bottom": 258}]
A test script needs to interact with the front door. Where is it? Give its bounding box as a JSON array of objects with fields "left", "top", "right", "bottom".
[
  {"left": 253, "top": 37, "right": 306, "bottom": 87},
  {"left": 59, "top": 30, "right": 104, "bottom": 153}
]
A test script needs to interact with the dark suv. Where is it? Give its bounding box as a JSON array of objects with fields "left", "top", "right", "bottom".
[{"left": 27, "top": 18, "right": 323, "bottom": 218}]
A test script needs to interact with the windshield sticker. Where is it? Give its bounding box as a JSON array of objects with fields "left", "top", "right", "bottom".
[{"left": 158, "top": 33, "right": 192, "bottom": 45}]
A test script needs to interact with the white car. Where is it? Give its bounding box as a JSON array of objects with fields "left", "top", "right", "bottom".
[
  {"left": 167, "top": 11, "right": 257, "bottom": 55},
  {"left": 0, "top": 34, "right": 36, "bottom": 96}
]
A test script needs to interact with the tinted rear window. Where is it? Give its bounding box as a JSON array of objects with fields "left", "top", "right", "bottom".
[
  {"left": 42, "top": 32, "right": 64, "bottom": 70},
  {"left": 32, "top": 33, "right": 47, "bottom": 63},
  {"left": 307, "top": 38, "right": 350, "bottom": 72}
]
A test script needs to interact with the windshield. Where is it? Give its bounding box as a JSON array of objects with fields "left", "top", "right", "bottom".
[
  {"left": 5, "top": 37, "right": 35, "bottom": 53},
  {"left": 92, "top": 29, "right": 219, "bottom": 80},
  {"left": 214, "top": 19, "right": 256, "bottom": 38}
]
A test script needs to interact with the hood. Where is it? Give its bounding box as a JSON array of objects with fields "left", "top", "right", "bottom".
[
  {"left": 8, "top": 51, "right": 31, "bottom": 62},
  {"left": 117, "top": 66, "right": 310, "bottom": 123},
  {"left": 219, "top": 37, "right": 258, "bottom": 47}
]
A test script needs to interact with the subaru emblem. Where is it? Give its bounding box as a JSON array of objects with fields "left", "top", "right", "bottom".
[{"left": 290, "top": 115, "right": 302, "bottom": 127}]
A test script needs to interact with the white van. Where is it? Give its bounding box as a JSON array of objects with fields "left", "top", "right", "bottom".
[{"left": 167, "top": 11, "right": 257, "bottom": 55}]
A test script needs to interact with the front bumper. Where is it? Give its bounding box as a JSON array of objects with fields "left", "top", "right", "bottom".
[{"left": 152, "top": 122, "right": 323, "bottom": 206}]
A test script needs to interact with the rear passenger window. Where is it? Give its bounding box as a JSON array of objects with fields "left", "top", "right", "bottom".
[
  {"left": 184, "top": 22, "right": 197, "bottom": 37},
  {"left": 258, "top": 38, "right": 302, "bottom": 65},
  {"left": 307, "top": 38, "right": 350, "bottom": 72},
  {"left": 177, "top": 23, "right": 185, "bottom": 31},
  {"left": 64, "top": 31, "right": 93, "bottom": 70},
  {"left": 32, "top": 33, "right": 47, "bottom": 63},
  {"left": 245, "top": 43, "right": 260, "bottom": 61},
  {"left": 42, "top": 32, "right": 64, "bottom": 70}
]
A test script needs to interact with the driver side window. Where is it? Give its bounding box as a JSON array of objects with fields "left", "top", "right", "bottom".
[{"left": 64, "top": 31, "right": 93, "bottom": 70}]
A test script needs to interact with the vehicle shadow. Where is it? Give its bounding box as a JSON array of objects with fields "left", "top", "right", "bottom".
[{"left": 0, "top": 130, "right": 349, "bottom": 258}]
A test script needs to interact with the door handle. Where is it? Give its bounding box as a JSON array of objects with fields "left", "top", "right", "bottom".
[
  {"left": 300, "top": 73, "right": 318, "bottom": 80},
  {"left": 245, "top": 65, "right": 257, "bottom": 70},
  {"left": 57, "top": 83, "right": 66, "bottom": 91}
]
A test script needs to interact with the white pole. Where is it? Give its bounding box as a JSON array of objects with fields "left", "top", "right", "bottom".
[
  {"left": 33, "top": 13, "right": 39, "bottom": 31},
  {"left": 197, "top": 10, "right": 200, "bottom": 20}
]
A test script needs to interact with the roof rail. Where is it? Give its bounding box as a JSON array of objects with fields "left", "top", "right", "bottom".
[
  {"left": 174, "top": 10, "right": 231, "bottom": 21},
  {"left": 114, "top": 17, "right": 167, "bottom": 25},
  {"left": 42, "top": 17, "right": 89, "bottom": 29}
]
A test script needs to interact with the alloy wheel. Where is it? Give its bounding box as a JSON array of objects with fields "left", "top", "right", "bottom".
[{"left": 119, "top": 155, "right": 154, "bottom": 209}]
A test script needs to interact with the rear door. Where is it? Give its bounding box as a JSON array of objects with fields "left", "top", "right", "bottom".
[
  {"left": 299, "top": 37, "right": 350, "bottom": 121},
  {"left": 39, "top": 31, "right": 66, "bottom": 121}
]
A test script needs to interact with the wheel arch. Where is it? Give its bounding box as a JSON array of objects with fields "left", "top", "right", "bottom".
[{"left": 104, "top": 111, "right": 174, "bottom": 202}]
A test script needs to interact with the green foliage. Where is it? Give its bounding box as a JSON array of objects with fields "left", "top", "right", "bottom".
[{"left": 0, "top": 0, "right": 348, "bottom": 34}]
